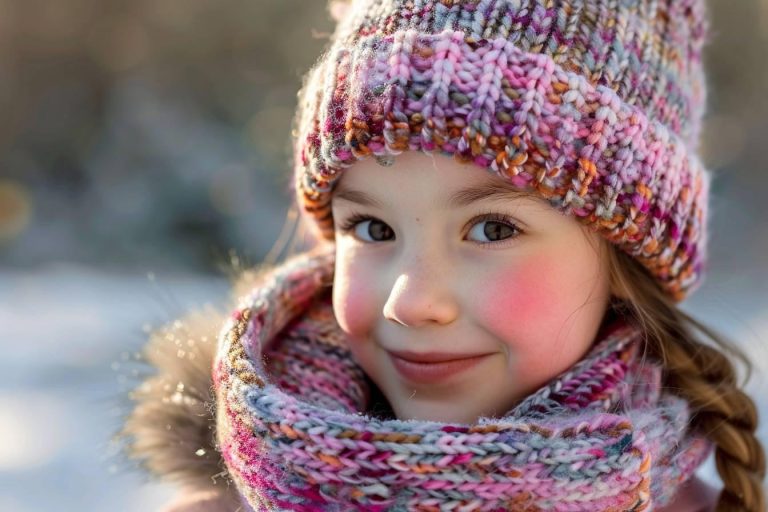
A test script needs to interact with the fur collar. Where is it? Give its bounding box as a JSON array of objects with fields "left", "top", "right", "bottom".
[{"left": 118, "top": 261, "right": 278, "bottom": 504}]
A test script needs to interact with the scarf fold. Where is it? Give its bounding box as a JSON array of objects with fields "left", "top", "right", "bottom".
[{"left": 212, "top": 248, "right": 711, "bottom": 511}]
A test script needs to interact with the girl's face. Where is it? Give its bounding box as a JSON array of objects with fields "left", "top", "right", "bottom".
[{"left": 330, "top": 151, "right": 614, "bottom": 424}]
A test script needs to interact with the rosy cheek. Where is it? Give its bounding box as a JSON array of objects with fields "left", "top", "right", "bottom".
[
  {"left": 481, "top": 259, "right": 551, "bottom": 322},
  {"left": 475, "top": 256, "right": 572, "bottom": 358},
  {"left": 470, "top": 257, "right": 570, "bottom": 397},
  {"left": 484, "top": 265, "right": 548, "bottom": 320},
  {"left": 333, "top": 256, "right": 379, "bottom": 339}
]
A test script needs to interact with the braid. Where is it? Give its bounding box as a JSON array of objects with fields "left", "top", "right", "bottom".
[
  {"left": 606, "top": 246, "right": 766, "bottom": 511},
  {"left": 661, "top": 315, "right": 765, "bottom": 511}
]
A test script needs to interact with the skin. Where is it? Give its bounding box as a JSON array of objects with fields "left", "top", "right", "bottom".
[{"left": 331, "top": 150, "right": 618, "bottom": 424}]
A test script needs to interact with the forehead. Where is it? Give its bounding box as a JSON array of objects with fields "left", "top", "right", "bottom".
[{"left": 333, "top": 152, "right": 542, "bottom": 210}]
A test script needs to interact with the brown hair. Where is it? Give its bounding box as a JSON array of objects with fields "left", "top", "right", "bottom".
[{"left": 604, "top": 244, "right": 766, "bottom": 511}]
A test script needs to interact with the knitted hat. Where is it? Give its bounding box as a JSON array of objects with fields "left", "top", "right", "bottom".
[{"left": 292, "top": 0, "right": 711, "bottom": 302}]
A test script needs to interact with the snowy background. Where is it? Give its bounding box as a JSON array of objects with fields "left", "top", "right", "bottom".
[{"left": 1, "top": 1, "right": 767, "bottom": 510}]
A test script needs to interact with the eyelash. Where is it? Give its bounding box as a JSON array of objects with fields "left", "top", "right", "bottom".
[
  {"left": 336, "top": 210, "right": 523, "bottom": 248},
  {"left": 335, "top": 212, "right": 372, "bottom": 235},
  {"left": 468, "top": 211, "right": 524, "bottom": 248}
]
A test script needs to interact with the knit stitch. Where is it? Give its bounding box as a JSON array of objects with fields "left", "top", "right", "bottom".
[
  {"left": 292, "top": 0, "right": 711, "bottom": 302},
  {"left": 213, "top": 248, "right": 711, "bottom": 511}
]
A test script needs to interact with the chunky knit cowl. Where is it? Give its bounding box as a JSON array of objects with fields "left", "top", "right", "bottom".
[{"left": 212, "top": 248, "right": 711, "bottom": 511}]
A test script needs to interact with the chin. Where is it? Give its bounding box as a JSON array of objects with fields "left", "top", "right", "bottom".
[
  {"left": 371, "top": 363, "right": 518, "bottom": 425},
  {"left": 394, "top": 404, "right": 476, "bottom": 424},
  {"left": 387, "top": 394, "right": 494, "bottom": 424}
]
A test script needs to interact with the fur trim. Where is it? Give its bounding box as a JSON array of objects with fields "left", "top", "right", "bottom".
[{"left": 116, "top": 262, "right": 280, "bottom": 502}]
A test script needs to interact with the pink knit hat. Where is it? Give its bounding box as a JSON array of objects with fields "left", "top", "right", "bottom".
[{"left": 292, "top": 0, "right": 710, "bottom": 302}]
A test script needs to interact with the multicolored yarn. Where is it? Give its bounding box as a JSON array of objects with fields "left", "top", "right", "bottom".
[
  {"left": 213, "top": 248, "right": 711, "bottom": 511},
  {"left": 292, "top": 0, "right": 711, "bottom": 302}
]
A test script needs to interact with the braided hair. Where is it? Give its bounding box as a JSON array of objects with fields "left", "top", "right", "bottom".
[{"left": 605, "top": 244, "right": 766, "bottom": 512}]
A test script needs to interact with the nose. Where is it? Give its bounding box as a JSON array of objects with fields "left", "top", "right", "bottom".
[{"left": 382, "top": 255, "right": 459, "bottom": 328}]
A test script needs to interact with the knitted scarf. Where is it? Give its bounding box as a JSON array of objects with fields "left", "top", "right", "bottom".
[{"left": 212, "top": 248, "right": 711, "bottom": 511}]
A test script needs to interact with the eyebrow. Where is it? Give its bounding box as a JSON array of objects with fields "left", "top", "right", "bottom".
[
  {"left": 443, "top": 181, "right": 531, "bottom": 209},
  {"left": 333, "top": 180, "right": 531, "bottom": 210},
  {"left": 333, "top": 188, "right": 386, "bottom": 208}
]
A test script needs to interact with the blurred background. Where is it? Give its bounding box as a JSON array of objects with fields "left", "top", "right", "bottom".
[{"left": 0, "top": 1, "right": 766, "bottom": 510}]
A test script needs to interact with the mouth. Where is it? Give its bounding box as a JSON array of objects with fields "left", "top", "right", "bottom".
[{"left": 387, "top": 351, "right": 492, "bottom": 384}]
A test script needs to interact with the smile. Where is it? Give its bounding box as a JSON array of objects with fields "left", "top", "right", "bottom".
[{"left": 387, "top": 352, "right": 492, "bottom": 384}]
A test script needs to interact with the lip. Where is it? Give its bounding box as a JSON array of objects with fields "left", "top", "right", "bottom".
[
  {"left": 387, "top": 350, "right": 493, "bottom": 384},
  {"left": 387, "top": 350, "right": 492, "bottom": 363}
]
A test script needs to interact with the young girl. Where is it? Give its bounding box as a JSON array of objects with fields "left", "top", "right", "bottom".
[{"left": 120, "top": 0, "right": 765, "bottom": 510}]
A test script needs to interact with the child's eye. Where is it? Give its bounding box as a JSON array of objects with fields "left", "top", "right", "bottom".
[
  {"left": 465, "top": 213, "right": 522, "bottom": 246},
  {"left": 337, "top": 214, "right": 394, "bottom": 242},
  {"left": 336, "top": 212, "right": 522, "bottom": 246}
]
